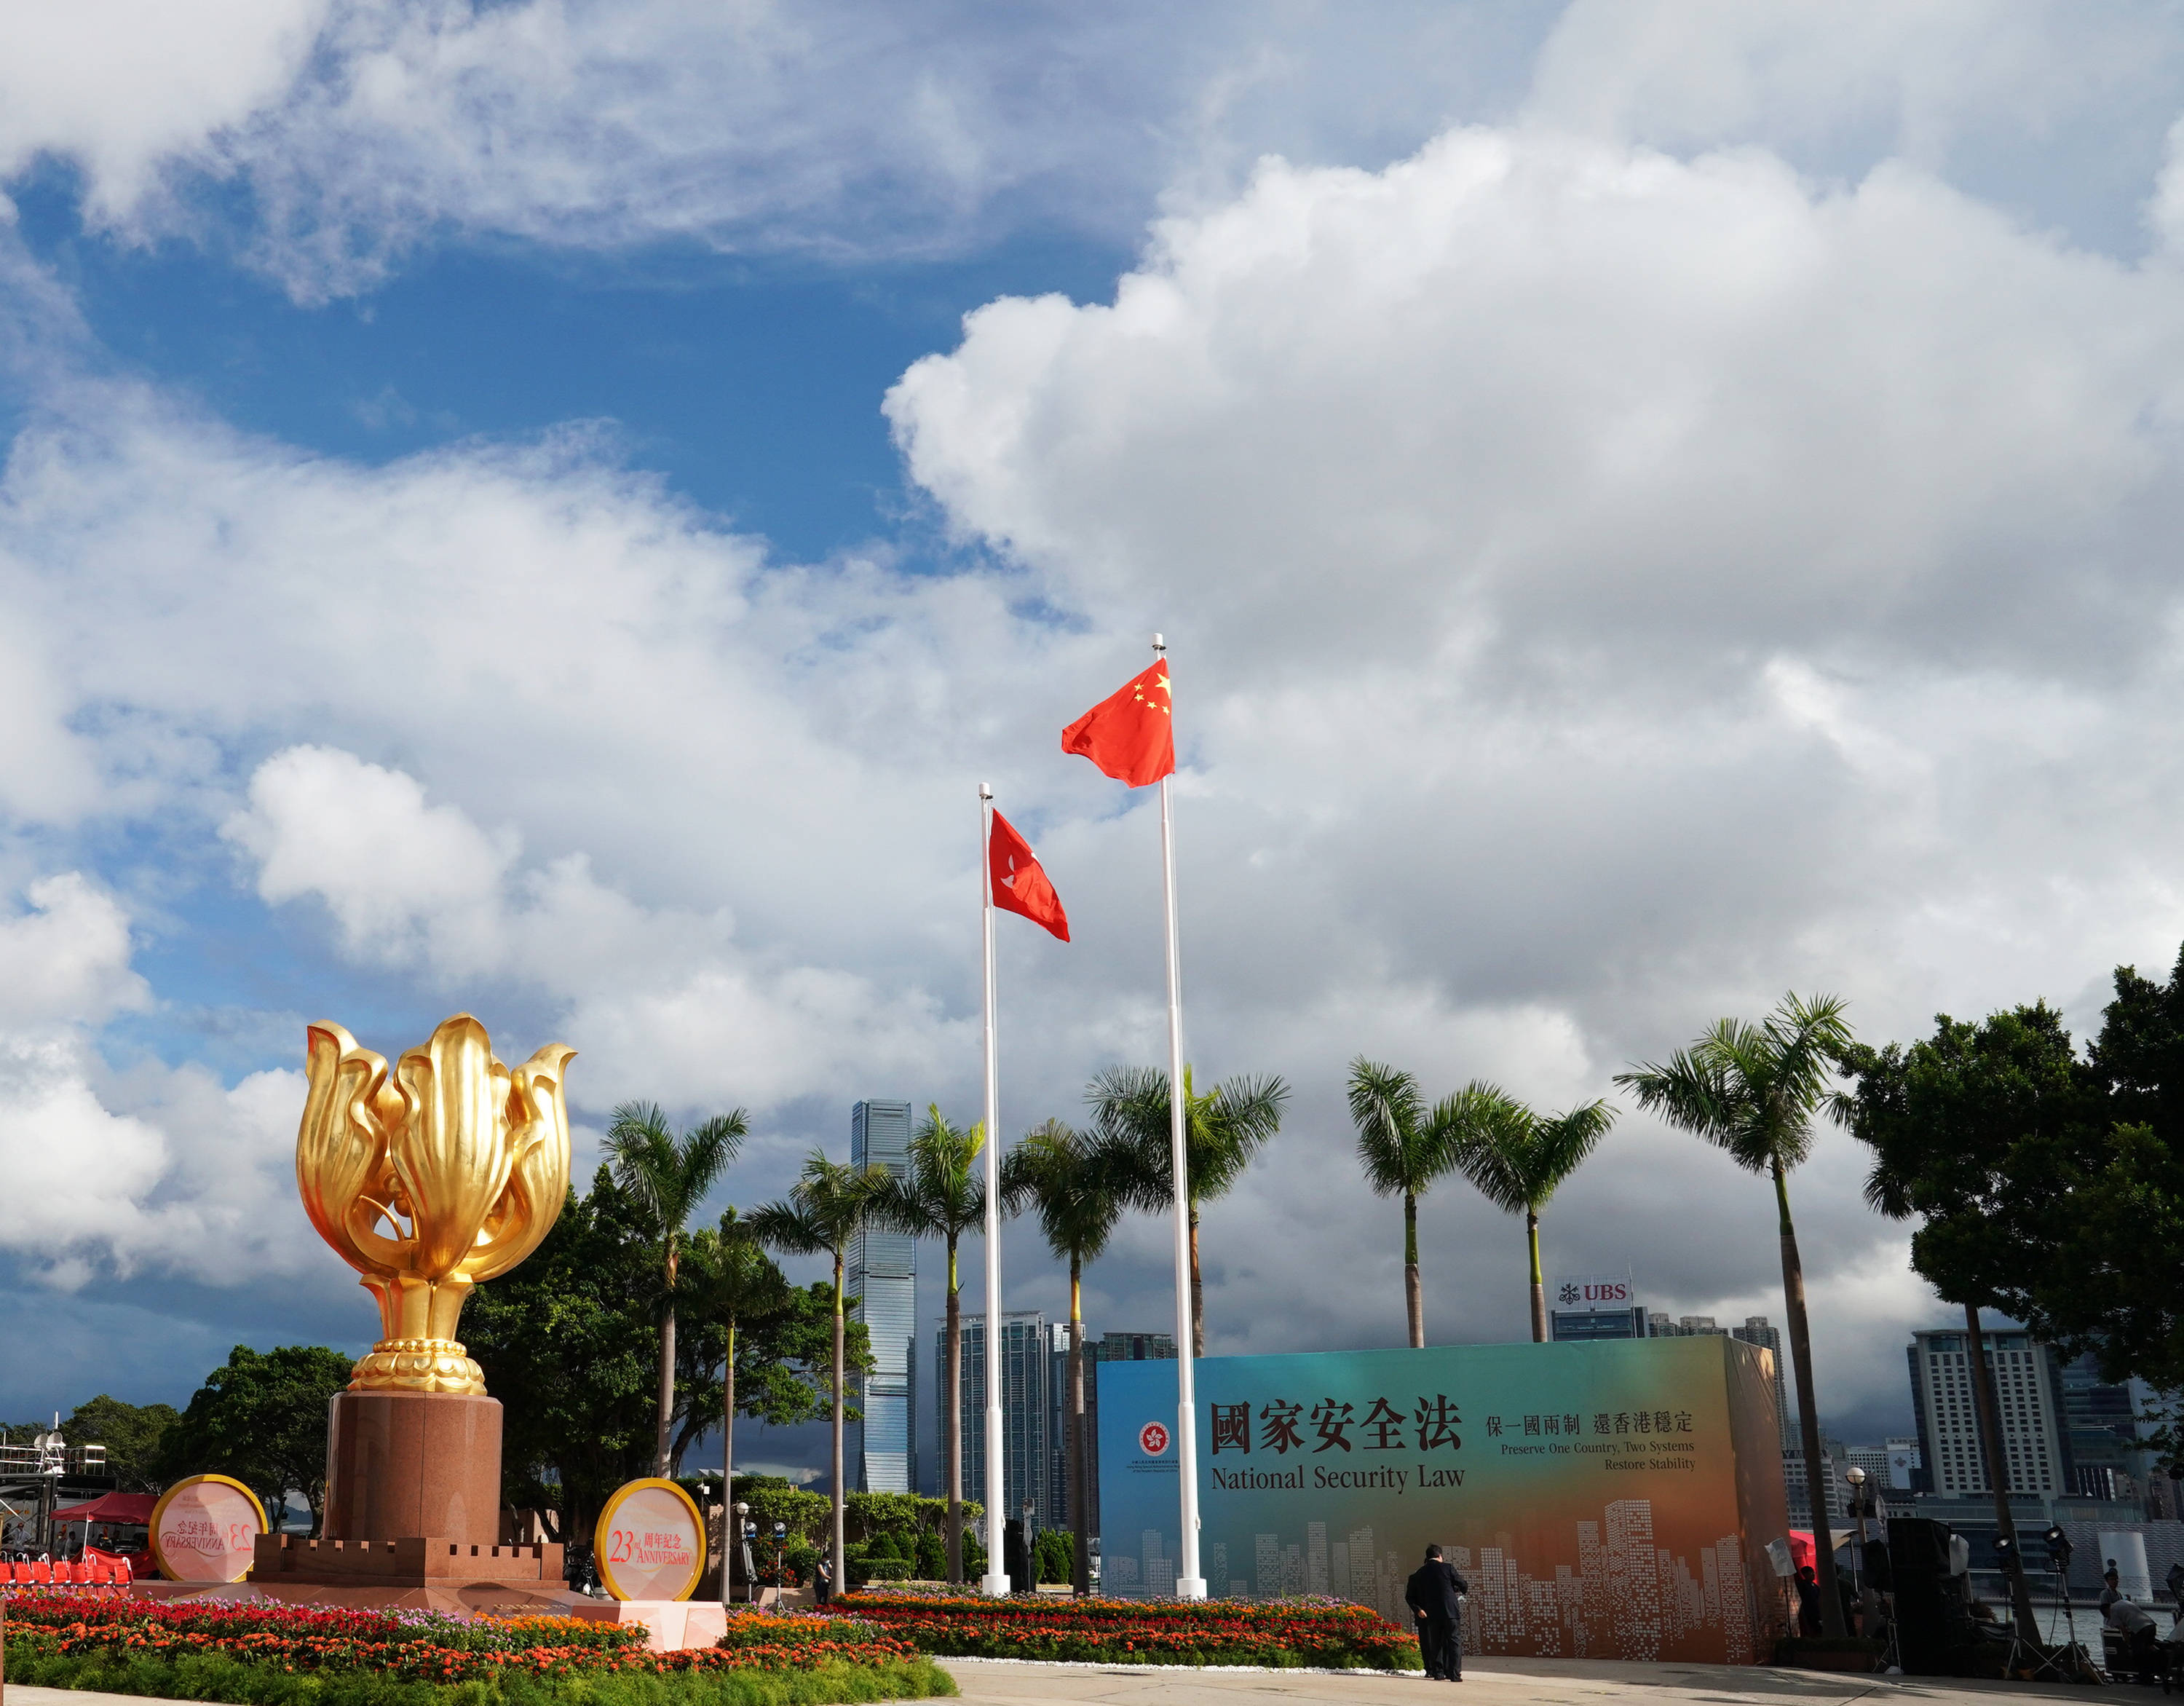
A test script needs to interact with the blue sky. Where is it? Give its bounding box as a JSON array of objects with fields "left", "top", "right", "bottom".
[{"left": 9, "top": 1, "right": 2184, "bottom": 1472}]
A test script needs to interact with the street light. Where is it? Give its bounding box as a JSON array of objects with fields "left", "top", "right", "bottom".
[
  {"left": 732, "top": 1502, "right": 751, "bottom": 1606},
  {"left": 1844, "top": 1466, "right": 1878, "bottom": 1631}
]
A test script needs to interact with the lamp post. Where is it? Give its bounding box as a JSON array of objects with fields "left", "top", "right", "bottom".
[
  {"left": 1844, "top": 1466, "right": 1876, "bottom": 1633},
  {"left": 732, "top": 1501, "right": 751, "bottom": 1607}
]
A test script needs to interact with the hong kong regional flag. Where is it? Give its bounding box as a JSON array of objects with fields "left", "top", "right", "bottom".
[
  {"left": 1060, "top": 660, "right": 1174, "bottom": 787},
  {"left": 990, "top": 810, "right": 1070, "bottom": 941}
]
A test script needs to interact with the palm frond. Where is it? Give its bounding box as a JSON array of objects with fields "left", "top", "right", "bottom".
[
  {"left": 1348, "top": 1057, "right": 1451, "bottom": 1199},
  {"left": 1438, "top": 1082, "right": 1535, "bottom": 1215},
  {"left": 1002, "top": 1118, "right": 1125, "bottom": 1265},
  {"left": 1619, "top": 993, "right": 1855, "bottom": 1178}
]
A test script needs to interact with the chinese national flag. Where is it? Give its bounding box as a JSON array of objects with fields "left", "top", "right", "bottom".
[
  {"left": 1060, "top": 660, "right": 1174, "bottom": 787},
  {"left": 989, "top": 810, "right": 1069, "bottom": 941}
]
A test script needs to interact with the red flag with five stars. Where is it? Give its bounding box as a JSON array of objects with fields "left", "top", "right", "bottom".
[
  {"left": 1060, "top": 659, "right": 1174, "bottom": 787},
  {"left": 989, "top": 809, "right": 1069, "bottom": 941}
]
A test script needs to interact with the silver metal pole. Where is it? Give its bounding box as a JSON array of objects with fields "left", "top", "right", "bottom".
[
  {"left": 1155, "top": 634, "right": 1206, "bottom": 1601},
  {"left": 979, "top": 782, "right": 1010, "bottom": 1597}
]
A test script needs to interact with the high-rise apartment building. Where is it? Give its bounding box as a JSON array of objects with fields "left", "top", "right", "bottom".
[
  {"left": 848, "top": 1100, "right": 915, "bottom": 1494},
  {"left": 1907, "top": 1328, "right": 2071, "bottom": 1498},
  {"left": 937, "top": 1311, "right": 1065, "bottom": 1531}
]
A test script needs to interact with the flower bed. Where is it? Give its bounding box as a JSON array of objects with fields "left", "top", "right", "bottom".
[
  {"left": 821, "top": 1590, "right": 1422, "bottom": 1670},
  {"left": 2, "top": 1589, "right": 955, "bottom": 1706}
]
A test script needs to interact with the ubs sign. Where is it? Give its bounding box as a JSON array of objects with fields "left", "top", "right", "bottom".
[{"left": 1553, "top": 1275, "right": 1633, "bottom": 1308}]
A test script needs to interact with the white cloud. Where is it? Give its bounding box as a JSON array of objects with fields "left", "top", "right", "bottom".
[
  {"left": 0, "top": 0, "right": 330, "bottom": 221},
  {"left": 15, "top": 84, "right": 2184, "bottom": 1429},
  {"left": 0, "top": 873, "right": 148, "bottom": 1028},
  {"left": 879, "top": 122, "right": 2184, "bottom": 1423},
  {"left": 0, "top": 871, "right": 323, "bottom": 1292}
]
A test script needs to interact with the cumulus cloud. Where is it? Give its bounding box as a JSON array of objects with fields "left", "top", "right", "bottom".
[
  {"left": 0, "top": 869, "right": 321, "bottom": 1290},
  {"left": 10, "top": 1, "right": 2179, "bottom": 301},
  {"left": 0, "top": 0, "right": 329, "bottom": 221},
  {"left": 881, "top": 122, "right": 2184, "bottom": 1423},
  {"left": 14, "top": 43, "right": 2184, "bottom": 1429}
]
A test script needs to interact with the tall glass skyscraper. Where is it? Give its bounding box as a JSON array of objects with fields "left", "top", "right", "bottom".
[
  {"left": 935, "top": 1311, "right": 1064, "bottom": 1531},
  {"left": 849, "top": 1100, "right": 915, "bottom": 1493}
]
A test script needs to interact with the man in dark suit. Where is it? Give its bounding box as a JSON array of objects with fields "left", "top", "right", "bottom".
[{"left": 1404, "top": 1543, "right": 1470, "bottom": 1680}]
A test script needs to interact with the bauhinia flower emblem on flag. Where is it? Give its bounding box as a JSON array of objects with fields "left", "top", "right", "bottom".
[{"left": 989, "top": 809, "right": 1069, "bottom": 941}]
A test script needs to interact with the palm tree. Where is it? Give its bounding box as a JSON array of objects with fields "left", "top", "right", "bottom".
[
  {"left": 1346, "top": 1061, "right": 1504, "bottom": 1348},
  {"left": 748, "top": 1151, "right": 886, "bottom": 1593},
  {"left": 1088, "top": 1064, "right": 1287, "bottom": 1356},
  {"left": 1613, "top": 992, "right": 1854, "bottom": 1640},
  {"left": 865, "top": 1107, "right": 986, "bottom": 1584},
  {"left": 1447, "top": 1095, "right": 1617, "bottom": 1343},
  {"left": 605, "top": 1100, "right": 747, "bottom": 1476},
  {"left": 1001, "top": 1118, "right": 1126, "bottom": 1595},
  {"left": 677, "top": 1208, "right": 791, "bottom": 1605}
]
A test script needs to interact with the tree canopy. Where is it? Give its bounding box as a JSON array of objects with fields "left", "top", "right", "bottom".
[
  {"left": 464, "top": 1164, "right": 855, "bottom": 1544},
  {"left": 1840, "top": 956, "right": 2184, "bottom": 1404},
  {"left": 62, "top": 1395, "right": 180, "bottom": 1493},
  {"left": 154, "top": 1344, "right": 355, "bottom": 1527}
]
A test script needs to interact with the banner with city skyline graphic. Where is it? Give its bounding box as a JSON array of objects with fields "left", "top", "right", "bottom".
[{"left": 1096, "top": 1335, "right": 1792, "bottom": 1664}]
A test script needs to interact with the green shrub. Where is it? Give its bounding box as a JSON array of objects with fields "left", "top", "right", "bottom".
[
  {"left": 1033, "top": 1532, "right": 1072, "bottom": 1584},
  {"left": 914, "top": 1533, "right": 946, "bottom": 1579}
]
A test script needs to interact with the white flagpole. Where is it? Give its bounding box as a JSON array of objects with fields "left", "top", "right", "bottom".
[
  {"left": 1153, "top": 633, "right": 1207, "bottom": 1600},
  {"left": 978, "top": 781, "right": 1010, "bottom": 1597}
]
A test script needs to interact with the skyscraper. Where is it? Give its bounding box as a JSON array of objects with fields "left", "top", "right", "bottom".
[
  {"left": 1907, "top": 1327, "right": 2071, "bottom": 1498},
  {"left": 849, "top": 1100, "right": 915, "bottom": 1493},
  {"left": 2058, "top": 1351, "right": 2156, "bottom": 1499},
  {"left": 938, "top": 1311, "right": 1064, "bottom": 1530}
]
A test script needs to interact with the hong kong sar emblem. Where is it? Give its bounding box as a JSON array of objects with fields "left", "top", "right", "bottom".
[{"left": 1139, "top": 1421, "right": 1170, "bottom": 1455}]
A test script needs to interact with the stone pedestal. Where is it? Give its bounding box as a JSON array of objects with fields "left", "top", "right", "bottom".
[
  {"left": 256, "top": 1391, "right": 561, "bottom": 1589},
  {"left": 325, "top": 1391, "right": 502, "bottom": 1544}
]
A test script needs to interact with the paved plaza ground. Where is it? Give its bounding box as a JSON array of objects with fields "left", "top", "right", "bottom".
[
  {"left": 1, "top": 1654, "right": 2134, "bottom": 1706},
  {"left": 937, "top": 1656, "right": 2124, "bottom": 1706}
]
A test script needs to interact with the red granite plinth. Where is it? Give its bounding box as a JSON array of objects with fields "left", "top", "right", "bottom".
[
  {"left": 323, "top": 1391, "right": 504, "bottom": 1547},
  {"left": 252, "top": 1534, "right": 564, "bottom": 1587}
]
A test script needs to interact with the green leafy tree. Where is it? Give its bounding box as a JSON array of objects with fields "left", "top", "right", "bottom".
[
  {"left": 1088, "top": 1064, "right": 1289, "bottom": 1355},
  {"left": 867, "top": 1107, "right": 987, "bottom": 1584},
  {"left": 155, "top": 1345, "right": 354, "bottom": 1529},
  {"left": 1615, "top": 992, "right": 1854, "bottom": 1639},
  {"left": 1348, "top": 1062, "right": 1524, "bottom": 1348},
  {"left": 749, "top": 1150, "right": 887, "bottom": 1591},
  {"left": 1001, "top": 1117, "right": 1125, "bottom": 1592},
  {"left": 604, "top": 1100, "right": 747, "bottom": 1476},
  {"left": 669, "top": 1209, "right": 811, "bottom": 1484},
  {"left": 1448, "top": 1094, "right": 1617, "bottom": 1343},
  {"left": 63, "top": 1396, "right": 180, "bottom": 1493},
  {"left": 464, "top": 1166, "right": 661, "bottom": 1545},
  {"left": 1837, "top": 1003, "right": 2080, "bottom": 1646},
  {"left": 2033, "top": 954, "right": 2184, "bottom": 1396}
]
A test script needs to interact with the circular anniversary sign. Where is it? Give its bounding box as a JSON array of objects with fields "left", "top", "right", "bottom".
[
  {"left": 150, "top": 1474, "right": 266, "bottom": 1582},
  {"left": 594, "top": 1477, "right": 706, "bottom": 1602}
]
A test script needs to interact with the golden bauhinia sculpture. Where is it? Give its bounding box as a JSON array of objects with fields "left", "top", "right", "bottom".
[{"left": 298, "top": 1014, "right": 574, "bottom": 1397}]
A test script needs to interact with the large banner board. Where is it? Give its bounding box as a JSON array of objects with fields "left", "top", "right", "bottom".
[{"left": 1097, "top": 1335, "right": 1790, "bottom": 1664}]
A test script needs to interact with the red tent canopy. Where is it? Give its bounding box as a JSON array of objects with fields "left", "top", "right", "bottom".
[{"left": 51, "top": 1491, "right": 155, "bottom": 1525}]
